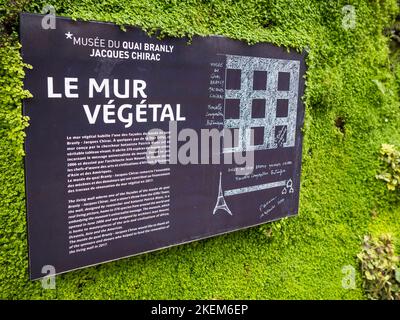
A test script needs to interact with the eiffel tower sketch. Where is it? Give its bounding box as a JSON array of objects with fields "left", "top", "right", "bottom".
[{"left": 213, "top": 172, "right": 233, "bottom": 216}]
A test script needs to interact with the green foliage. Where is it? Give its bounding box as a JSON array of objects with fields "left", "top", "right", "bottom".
[
  {"left": 376, "top": 144, "right": 400, "bottom": 191},
  {"left": 0, "top": 0, "right": 400, "bottom": 300},
  {"left": 357, "top": 234, "right": 400, "bottom": 300},
  {"left": 0, "top": 36, "right": 32, "bottom": 299},
  {"left": 0, "top": 0, "right": 30, "bottom": 36}
]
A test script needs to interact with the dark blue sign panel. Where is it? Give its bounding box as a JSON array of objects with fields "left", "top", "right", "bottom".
[{"left": 21, "top": 13, "right": 306, "bottom": 279}]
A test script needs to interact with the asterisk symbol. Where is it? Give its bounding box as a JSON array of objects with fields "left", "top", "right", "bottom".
[{"left": 65, "top": 32, "right": 73, "bottom": 39}]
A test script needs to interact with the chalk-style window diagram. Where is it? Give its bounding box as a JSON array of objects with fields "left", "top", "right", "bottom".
[{"left": 223, "top": 55, "right": 300, "bottom": 152}]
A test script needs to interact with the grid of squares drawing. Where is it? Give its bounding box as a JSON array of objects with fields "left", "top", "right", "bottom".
[{"left": 223, "top": 55, "right": 300, "bottom": 152}]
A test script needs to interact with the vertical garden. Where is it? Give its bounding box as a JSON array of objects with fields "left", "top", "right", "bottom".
[{"left": 1, "top": 0, "right": 400, "bottom": 299}]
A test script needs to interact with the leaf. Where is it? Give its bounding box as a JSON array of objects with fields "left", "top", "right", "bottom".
[{"left": 396, "top": 269, "right": 400, "bottom": 284}]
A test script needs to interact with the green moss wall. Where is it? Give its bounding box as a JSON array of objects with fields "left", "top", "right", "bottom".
[{"left": 0, "top": 0, "right": 399, "bottom": 299}]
